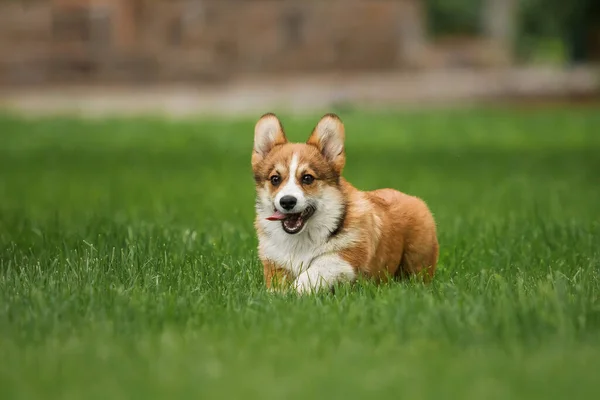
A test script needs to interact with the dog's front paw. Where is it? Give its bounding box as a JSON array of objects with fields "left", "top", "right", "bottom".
[
  {"left": 293, "top": 275, "right": 314, "bottom": 295},
  {"left": 293, "top": 271, "right": 329, "bottom": 295}
]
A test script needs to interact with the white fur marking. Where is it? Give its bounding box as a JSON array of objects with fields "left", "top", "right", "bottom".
[
  {"left": 257, "top": 183, "right": 354, "bottom": 277},
  {"left": 274, "top": 154, "right": 307, "bottom": 214}
]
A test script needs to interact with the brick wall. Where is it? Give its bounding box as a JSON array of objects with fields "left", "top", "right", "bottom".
[{"left": 0, "top": 0, "right": 426, "bottom": 85}]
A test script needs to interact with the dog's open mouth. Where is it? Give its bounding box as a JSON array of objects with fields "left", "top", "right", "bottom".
[{"left": 266, "top": 206, "right": 315, "bottom": 234}]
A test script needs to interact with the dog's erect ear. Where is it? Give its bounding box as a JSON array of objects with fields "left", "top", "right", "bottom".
[
  {"left": 307, "top": 113, "right": 346, "bottom": 173},
  {"left": 252, "top": 113, "right": 287, "bottom": 168}
]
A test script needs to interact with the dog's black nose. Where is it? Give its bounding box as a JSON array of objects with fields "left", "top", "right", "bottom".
[{"left": 279, "top": 195, "right": 297, "bottom": 210}]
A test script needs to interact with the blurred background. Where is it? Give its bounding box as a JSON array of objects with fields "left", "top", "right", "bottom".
[{"left": 0, "top": 0, "right": 598, "bottom": 115}]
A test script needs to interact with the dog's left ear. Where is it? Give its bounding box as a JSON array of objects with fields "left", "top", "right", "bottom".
[{"left": 307, "top": 113, "right": 346, "bottom": 174}]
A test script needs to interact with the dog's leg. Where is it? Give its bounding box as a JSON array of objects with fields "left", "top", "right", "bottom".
[
  {"left": 264, "top": 261, "right": 293, "bottom": 291},
  {"left": 293, "top": 255, "right": 356, "bottom": 294}
]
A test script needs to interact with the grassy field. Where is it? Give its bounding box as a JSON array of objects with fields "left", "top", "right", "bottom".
[{"left": 0, "top": 109, "right": 599, "bottom": 399}]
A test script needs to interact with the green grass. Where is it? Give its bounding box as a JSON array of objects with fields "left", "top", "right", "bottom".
[{"left": 0, "top": 108, "right": 599, "bottom": 399}]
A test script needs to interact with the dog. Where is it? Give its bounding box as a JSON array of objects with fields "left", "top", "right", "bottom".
[{"left": 252, "top": 113, "right": 439, "bottom": 294}]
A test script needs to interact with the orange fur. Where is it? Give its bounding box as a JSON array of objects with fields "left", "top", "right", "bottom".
[
  {"left": 340, "top": 185, "right": 439, "bottom": 282},
  {"left": 263, "top": 261, "right": 293, "bottom": 290}
]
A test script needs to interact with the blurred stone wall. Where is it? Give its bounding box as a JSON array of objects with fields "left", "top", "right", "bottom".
[{"left": 0, "top": 0, "right": 426, "bottom": 86}]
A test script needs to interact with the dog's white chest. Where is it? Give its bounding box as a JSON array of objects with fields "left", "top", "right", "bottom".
[
  {"left": 258, "top": 223, "right": 358, "bottom": 278},
  {"left": 259, "top": 233, "right": 322, "bottom": 277}
]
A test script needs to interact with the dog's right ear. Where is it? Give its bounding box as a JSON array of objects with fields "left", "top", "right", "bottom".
[{"left": 252, "top": 113, "right": 287, "bottom": 168}]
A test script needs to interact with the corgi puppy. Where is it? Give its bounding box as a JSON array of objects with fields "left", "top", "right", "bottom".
[{"left": 252, "top": 113, "right": 439, "bottom": 294}]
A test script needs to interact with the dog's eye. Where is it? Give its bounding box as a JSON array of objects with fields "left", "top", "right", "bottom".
[
  {"left": 302, "top": 174, "right": 315, "bottom": 185},
  {"left": 270, "top": 175, "right": 281, "bottom": 186}
]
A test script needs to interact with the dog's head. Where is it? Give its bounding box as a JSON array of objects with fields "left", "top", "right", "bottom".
[{"left": 252, "top": 113, "right": 346, "bottom": 236}]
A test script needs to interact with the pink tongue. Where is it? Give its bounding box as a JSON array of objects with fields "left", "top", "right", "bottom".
[{"left": 266, "top": 211, "right": 287, "bottom": 221}]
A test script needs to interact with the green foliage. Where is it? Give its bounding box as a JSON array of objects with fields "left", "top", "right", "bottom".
[
  {"left": 1, "top": 109, "right": 599, "bottom": 399},
  {"left": 427, "top": 0, "right": 596, "bottom": 62},
  {"left": 426, "top": 0, "right": 483, "bottom": 36}
]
